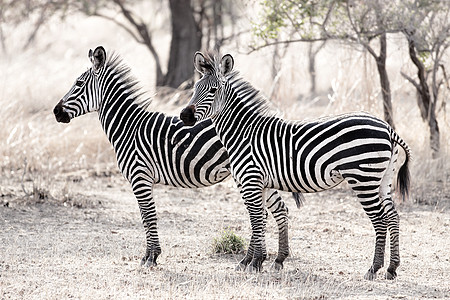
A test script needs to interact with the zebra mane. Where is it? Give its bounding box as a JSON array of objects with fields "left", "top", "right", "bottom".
[
  {"left": 200, "top": 51, "right": 221, "bottom": 73},
  {"left": 225, "top": 70, "right": 277, "bottom": 118},
  {"left": 104, "top": 52, "right": 152, "bottom": 110},
  {"left": 201, "top": 51, "right": 277, "bottom": 118}
]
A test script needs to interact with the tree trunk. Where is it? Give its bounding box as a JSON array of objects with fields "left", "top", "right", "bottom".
[
  {"left": 213, "top": 0, "right": 223, "bottom": 51},
  {"left": 308, "top": 43, "right": 317, "bottom": 95},
  {"left": 429, "top": 110, "right": 440, "bottom": 158},
  {"left": 374, "top": 33, "right": 395, "bottom": 129},
  {"left": 307, "top": 41, "right": 325, "bottom": 95},
  {"left": 111, "top": 0, "right": 165, "bottom": 86},
  {"left": 163, "top": 0, "right": 202, "bottom": 88},
  {"left": 405, "top": 34, "right": 440, "bottom": 158}
]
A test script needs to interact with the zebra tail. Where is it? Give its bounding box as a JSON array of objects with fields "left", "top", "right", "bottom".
[
  {"left": 392, "top": 130, "right": 412, "bottom": 202},
  {"left": 292, "top": 192, "right": 305, "bottom": 208}
]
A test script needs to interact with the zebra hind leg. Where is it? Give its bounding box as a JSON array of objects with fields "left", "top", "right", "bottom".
[
  {"left": 264, "top": 190, "right": 289, "bottom": 271},
  {"left": 385, "top": 208, "right": 400, "bottom": 280},
  {"left": 363, "top": 189, "right": 400, "bottom": 280},
  {"left": 363, "top": 215, "right": 387, "bottom": 280},
  {"left": 344, "top": 176, "right": 388, "bottom": 280},
  {"left": 353, "top": 148, "right": 400, "bottom": 280},
  {"left": 380, "top": 148, "right": 400, "bottom": 280}
]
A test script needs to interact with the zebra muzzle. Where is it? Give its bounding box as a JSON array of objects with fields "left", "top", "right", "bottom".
[
  {"left": 180, "top": 105, "right": 197, "bottom": 126},
  {"left": 53, "top": 100, "right": 71, "bottom": 123}
]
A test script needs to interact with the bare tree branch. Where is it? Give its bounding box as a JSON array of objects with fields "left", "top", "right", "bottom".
[
  {"left": 400, "top": 71, "right": 422, "bottom": 92},
  {"left": 92, "top": 12, "right": 143, "bottom": 44},
  {"left": 247, "top": 37, "right": 328, "bottom": 54}
]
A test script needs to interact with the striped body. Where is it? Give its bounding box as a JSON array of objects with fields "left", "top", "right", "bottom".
[
  {"left": 108, "top": 110, "right": 230, "bottom": 187},
  {"left": 54, "top": 47, "right": 290, "bottom": 267},
  {"left": 181, "top": 52, "right": 411, "bottom": 278}
]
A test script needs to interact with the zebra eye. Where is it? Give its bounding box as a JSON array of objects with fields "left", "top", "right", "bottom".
[
  {"left": 210, "top": 87, "right": 217, "bottom": 93},
  {"left": 75, "top": 80, "right": 84, "bottom": 87}
]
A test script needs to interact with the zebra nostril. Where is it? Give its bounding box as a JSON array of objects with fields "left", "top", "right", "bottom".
[{"left": 53, "top": 106, "right": 60, "bottom": 115}]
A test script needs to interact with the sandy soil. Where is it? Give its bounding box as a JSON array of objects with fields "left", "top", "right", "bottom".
[{"left": 1, "top": 174, "right": 449, "bottom": 299}]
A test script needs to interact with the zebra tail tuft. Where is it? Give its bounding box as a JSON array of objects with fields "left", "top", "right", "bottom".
[
  {"left": 292, "top": 192, "right": 305, "bottom": 209},
  {"left": 397, "top": 152, "right": 410, "bottom": 202},
  {"left": 392, "top": 130, "right": 412, "bottom": 202}
]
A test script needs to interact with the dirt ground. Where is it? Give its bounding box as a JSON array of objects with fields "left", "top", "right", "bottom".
[{"left": 1, "top": 174, "right": 449, "bottom": 299}]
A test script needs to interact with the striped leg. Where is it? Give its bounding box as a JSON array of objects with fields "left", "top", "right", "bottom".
[
  {"left": 344, "top": 175, "right": 388, "bottom": 280},
  {"left": 264, "top": 189, "right": 289, "bottom": 271},
  {"left": 347, "top": 150, "right": 400, "bottom": 280},
  {"left": 359, "top": 194, "right": 400, "bottom": 280},
  {"left": 379, "top": 149, "right": 401, "bottom": 279},
  {"left": 363, "top": 213, "right": 387, "bottom": 280},
  {"left": 236, "top": 180, "right": 267, "bottom": 272},
  {"left": 386, "top": 208, "right": 400, "bottom": 279},
  {"left": 131, "top": 172, "right": 161, "bottom": 267},
  {"left": 235, "top": 235, "right": 256, "bottom": 271}
]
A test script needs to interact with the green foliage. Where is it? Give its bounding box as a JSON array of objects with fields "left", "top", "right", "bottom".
[
  {"left": 212, "top": 228, "right": 246, "bottom": 254},
  {"left": 252, "top": 0, "right": 442, "bottom": 47},
  {"left": 253, "top": 0, "right": 330, "bottom": 41}
]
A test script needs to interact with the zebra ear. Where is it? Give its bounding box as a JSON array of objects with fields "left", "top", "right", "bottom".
[
  {"left": 194, "top": 52, "right": 207, "bottom": 75},
  {"left": 90, "top": 46, "right": 106, "bottom": 71},
  {"left": 220, "top": 54, "right": 234, "bottom": 76}
]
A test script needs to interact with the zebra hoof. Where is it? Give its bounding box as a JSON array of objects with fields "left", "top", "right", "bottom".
[
  {"left": 140, "top": 255, "right": 157, "bottom": 267},
  {"left": 246, "top": 264, "right": 261, "bottom": 273},
  {"left": 235, "top": 262, "right": 247, "bottom": 271},
  {"left": 385, "top": 270, "right": 397, "bottom": 280},
  {"left": 270, "top": 261, "right": 283, "bottom": 271},
  {"left": 246, "top": 259, "right": 263, "bottom": 273},
  {"left": 140, "top": 256, "right": 147, "bottom": 266},
  {"left": 364, "top": 270, "right": 377, "bottom": 281}
]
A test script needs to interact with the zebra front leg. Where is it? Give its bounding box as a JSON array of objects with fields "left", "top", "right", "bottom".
[
  {"left": 236, "top": 207, "right": 267, "bottom": 271},
  {"left": 132, "top": 176, "right": 161, "bottom": 267},
  {"left": 238, "top": 182, "right": 267, "bottom": 272},
  {"left": 235, "top": 235, "right": 256, "bottom": 271},
  {"left": 234, "top": 183, "right": 253, "bottom": 271},
  {"left": 264, "top": 189, "right": 289, "bottom": 271}
]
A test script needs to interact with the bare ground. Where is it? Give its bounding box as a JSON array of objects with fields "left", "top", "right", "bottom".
[{"left": 1, "top": 174, "right": 449, "bottom": 299}]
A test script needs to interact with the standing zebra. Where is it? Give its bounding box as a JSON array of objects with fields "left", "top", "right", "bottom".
[
  {"left": 53, "top": 47, "right": 296, "bottom": 268},
  {"left": 180, "top": 52, "right": 411, "bottom": 280}
]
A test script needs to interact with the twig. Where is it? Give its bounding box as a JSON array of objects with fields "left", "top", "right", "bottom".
[{"left": 21, "top": 158, "right": 30, "bottom": 196}]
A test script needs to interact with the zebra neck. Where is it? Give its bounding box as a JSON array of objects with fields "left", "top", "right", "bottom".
[
  {"left": 214, "top": 99, "right": 260, "bottom": 150},
  {"left": 98, "top": 95, "right": 148, "bottom": 150}
]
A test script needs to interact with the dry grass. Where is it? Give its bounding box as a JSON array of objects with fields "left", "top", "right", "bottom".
[
  {"left": 1, "top": 10, "right": 449, "bottom": 300},
  {"left": 1, "top": 180, "right": 449, "bottom": 299}
]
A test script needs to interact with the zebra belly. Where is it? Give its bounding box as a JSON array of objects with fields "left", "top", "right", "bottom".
[
  {"left": 255, "top": 114, "right": 392, "bottom": 194},
  {"left": 265, "top": 164, "right": 345, "bottom": 193},
  {"left": 138, "top": 115, "right": 231, "bottom": 188}
]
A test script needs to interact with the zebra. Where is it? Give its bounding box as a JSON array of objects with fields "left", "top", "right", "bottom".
[
  {"left": 180, "top": 51, "right": 411, "bottom": 280},
  {"left": 53, "top": 46, "right": 297, "bottom": 268}
]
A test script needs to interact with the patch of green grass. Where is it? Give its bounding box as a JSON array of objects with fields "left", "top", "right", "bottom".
[{"left": 212, "top": 228, "right": 246, "bottom": 254}]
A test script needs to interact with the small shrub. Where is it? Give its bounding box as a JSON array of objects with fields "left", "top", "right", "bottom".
[{"left": 212, "top": 229, "right": 246, "bottom": 254}]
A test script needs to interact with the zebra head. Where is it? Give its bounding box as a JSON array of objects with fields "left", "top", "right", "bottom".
[
  {"left": 180, "top": 51, "right": 234, "bottom": 126},
  {"left": 53, "top": 46, "right": 106, "bottom": 123}
]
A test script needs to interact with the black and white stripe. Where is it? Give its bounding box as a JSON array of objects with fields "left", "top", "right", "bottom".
[
  {"left": 180, "top": 52, "right": 411, "bottom": 279},
  {"left": 54, "top": 47, "right": 292, "bottom": 268}
]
